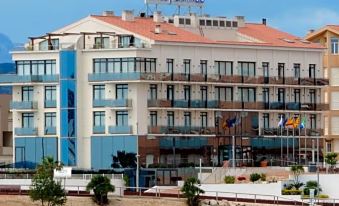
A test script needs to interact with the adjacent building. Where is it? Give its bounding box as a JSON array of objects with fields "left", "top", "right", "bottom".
[
  {"left": 0, "top": 10, "right": 328, "bottom": 170},
  {"left": 306, "top": 26, "right": 339, "bottom": 155},
  {"left": 0, "top": 94, "right": 13, "bottom": 165}
]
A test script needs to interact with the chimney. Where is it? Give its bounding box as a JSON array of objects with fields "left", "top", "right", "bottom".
[
  {"left": 122, "top": 10, "right": 134, "bottom": 21},
  {"left": 153, "top": 11, "right": 163, "bottom": 23},
  {"left": 235, "top": 16, "right": 245, "bottom": 27},
  {"left": 155, "top": 24, "right": 162, "bottom": 34},
  {"left": 103, "top": 11, "right": 114, "bottom": 16},
  {"left": 262, "top": 18, "right": 267, "bottom": 26}
]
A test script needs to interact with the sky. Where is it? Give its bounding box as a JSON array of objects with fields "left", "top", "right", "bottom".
[{"left": 1, "top": 0, "right": 339, "bottom": 43}]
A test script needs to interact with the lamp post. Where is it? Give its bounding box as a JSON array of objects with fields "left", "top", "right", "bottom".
[
  {"left": 232, "top": 135, "right": 235, "bottom": 169},
  {"left": 136, "top": 154, "right": 140, "bottom": 191}
]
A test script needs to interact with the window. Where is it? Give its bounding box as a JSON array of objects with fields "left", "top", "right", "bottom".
[
  {"left": 93, "top": 59, "right": 107, "bottom": 73},
  {"left": 179, "top": 18, "right": 185, "bottom": 25},
  {"left": 94, "top": 37, "right": 109, "bottom": 49},
  {"left": 16, "top": 60, "right": 56, "bottom": 76},
  {"left": 309, "top": 64, "right": 316, "bottom": 78},
  {"left": 331, "top": 38, "right": 339, "bottom": 54},
  {"left": 45, "top": 112, "right": 56, "bottom": 127},
  {"left": 278, "top": 88, "right": 285, "bottom": 103},
  {"left": 278, "top": 63, "right": 285, "bottom": 78},
  {"left": 39, "top": 39, "right": 59, "bottom": 50},
  {"left": 121, "top": 58, "right": 135, "bottom": 73},
  {"left": 309, "top": 89, "right": 316, "bottom": 104},
  {"left": 94, "top": 58, "right": 156, "bottom": 74},
  {"left": 22, "top": 86, "right": 33, "bottom": 102},
  {"left": 263, "top": 88, "right": 269, "bottom": 103},
  {"left": 22, "top": 113, "right": 34, "bottom": 128},
  {"left": 93, "top": 85, "right": 105, "bottom": 100},
  {"left": 206, "top": 20, "right": 212, "bottom": 26},
  {"left": 116, "top": 111, "right": 128, "bottom": 126},
  {"left": 238, "top": 87, "right": 256, "bottom": 102},
  {"left": 219, "top": 21, "right": 225, "bottom": 27},
  {"left": 215, "top": 61, "right": 233, "bottom": 76},
  {"left": 232, "top": 21, "right": 238, "bottom": 27},
  {"left": 149, "top": 84, "right": 157, "bottom": 100},
  {"left": 200, "top": 112, "right": 208, "bottom": 128},
  {"left": 167, "top": 59, "right": 174, "bottom": 74},
  {"left": 45, "top": 86, "right": 56, "bottom": 108},
  {"left": 310, "top": 114, "right": 316, "bottom": 129},
  {"left": 200, "top": 60, "right": 207, "bottom": 75},
  {"left": 239, "top": 62, "right": 256, "bottom": 76},
  {"left": 94, "top": 111, "right": 105, "bottom": 126},
  {"left": 167, "top": 85, "right": 174, "bottom": 101},
  {"left": 185, "top": 18, "right": 191, "bottom": 25},
  {"left": 119, "top": 35, "right": 134, "bottom": 48},
  {"left": 216, "top": 87, "right": 233, "bottom": 102},
  {"left": 263, "top": 113, "right": 269, "bottom": 129},
  {"left": 167, "top": 111, "right": 174, "bottom": 127},
  {"left": 184, "top": 59, "right": 191, "bottom": 76},
  {"left": 184, "top": 112, "right": 191, "bottom": 127},
  {"left": 116, "top": 84, "right": 128, "bottom": 99},
  {"left": 226, "top": 21, "right": 232, "bottom": 27},
  {"left": 262, "top": 62, "right": 269, "bottom": 77},
  {"left": 184, "top": 85, "right": 191, "bottom": 101},
  {"left": 150, "top": 111, "right": 157, "bottom": 126},
  {"left": 294, "top": 63, "right": 300, "bottom": 79},
  {"left": 294, "top": 89, "right": 300, "bottom": 103},
  {"left": 213, "top": 20, "right": 218, "bottom": 27},
  {"left": 200, "top": 86, "right": 208, "bottom": 102},
  {"left": 199, "top": 19, "right": 205, "bottom": 26}
]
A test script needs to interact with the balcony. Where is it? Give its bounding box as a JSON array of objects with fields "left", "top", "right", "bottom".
[
  {"left": 45, "top": 127, "right": 56, "bottom": 135},
  {"left": 93, "top": 99, "right": 132, "bottom": 108},
  {"left": 10, "top": 101, "right": 37, "bottom": 110},
  {"left": 261, "top": 128, "right": 323, "bottom": 137},
  {"left": 88, "top": 72, "right": 141, "bottom": 82},
  {"left": 15, "top": 127, "right": 38, "bottom": 136},
  {"left": 0, "top": 74, "right": 59, "bottom": 84},
  {"left": 148, "top": 99, "right": 172, "bottom": 107},
  {"left": 173, "top": 100, "right": 189, "bottom": 108},
  {"left": 45, "top": 100, "right": 57, "bottom": 108},
  {"left": 148, "top": 126, "right": 215, "bottom": 135},
  {"left": 108, "top": 126, "right": 132, "bottom": 134},
  {"left": 93, "top": 126, "right": 105, "bottom": 134}
]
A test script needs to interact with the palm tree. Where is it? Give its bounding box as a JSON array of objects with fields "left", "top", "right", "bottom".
[
  {"left": 181, "top": 177, "right": 205, "bottom": 206},
  {"left": 325, "top": 153, "right": 338, "bottom": 173},
  {"left": 86, "top": 175, "right": 115, "bottom": 205},
  {"left": 290, "top": 165, "right": 304, "bottom": 190}
]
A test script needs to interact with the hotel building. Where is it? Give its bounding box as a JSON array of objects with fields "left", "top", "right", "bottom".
[
  {"left": 307, "top": 26, "right": 339, "bottom": 155},
  {"left": 0, "top": 10, "right": 328, "bottom": 169}
]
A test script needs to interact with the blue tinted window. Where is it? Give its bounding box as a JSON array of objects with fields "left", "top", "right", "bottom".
[{"left": 60, "top": 51, "right": 76, "bottom": 79}]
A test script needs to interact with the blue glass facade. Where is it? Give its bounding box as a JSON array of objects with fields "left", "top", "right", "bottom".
[
  {"left": 60, "top": 51, "right": 77, "bottom": 166},
  {"left": 15, "top": 137, "right": 58, "bottom": 168},
  {"left": 91, "top": 136, "right": 137, "bottom": 169}
]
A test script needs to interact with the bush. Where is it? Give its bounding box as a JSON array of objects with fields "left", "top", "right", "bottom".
[
  {"left": 282, "top": 189, "right": 302, "bottom": 195},
  {"left": 224, "top": 176, "right": 235, "bottom": 184},
  {"left": 303, "top": 181, "right": 322, "bottom": 196},
  {"left": 181, "top": 177, "right": 205, "bottom": 206},
  {"left": 237, "top": 176, "right": 246, "bottom": 181},
  {"left": 250, "top": 173, "right": 261, "bottom": 182},
  {"left": 318, "top": 194, "right": 329, "bottom": 199},
  {"left": 86, "top": 175, "right": 115, "bottom": 205},
  {"left": 260, "top": 173, "right": 266, "bottom": 181}
]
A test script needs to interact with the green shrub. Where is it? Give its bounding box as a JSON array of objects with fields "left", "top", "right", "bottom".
[
  {"left": 224, "top": 176, "right": 235, "bottom": 184},
  {"left": 250, "top": 173, "right": 261, "bottom": 182},
  {"left": 260, "top": 173, "right": 266, "bottom": 181},
  {"left": 282, "top": 189, "right": 302, "bottom": 195},
  {"left": 303, "top": 181, "right": 322, "bottom": 196}
]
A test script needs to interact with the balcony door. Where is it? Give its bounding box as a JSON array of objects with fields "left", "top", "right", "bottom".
[
  {"left": 200, "top": 86, "right": 208, "bottom": 107},
  {"left": 116, "top": 84, "right": 128, "bottom": 100},
  {"left": 263, "top": 88, "right": 270, "bottom": 108},
  {"left": 22, "top": 86, "right": 33, "bottom": 102},
  {"left": 167, "top": 85, "right": 174, "bottom": 103},
  {"left": 22, "top": 113, "right": 34, "bottom": 128}
]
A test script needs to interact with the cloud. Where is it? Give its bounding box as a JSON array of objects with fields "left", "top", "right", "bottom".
[{"left": 271, "top": 8, "right": 339, "bottom": 36}]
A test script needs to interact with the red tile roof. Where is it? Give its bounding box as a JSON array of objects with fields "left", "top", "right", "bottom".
[
  {"left": 92, "top": 15, "right": 323, "bottom": 49},
  {"left": 327, "top": 25, "right": 339, "bottom": 33}
]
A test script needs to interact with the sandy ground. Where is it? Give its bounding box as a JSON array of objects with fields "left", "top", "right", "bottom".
[{"left": 0, "top": 196, "right": 187, "bottom": 206}]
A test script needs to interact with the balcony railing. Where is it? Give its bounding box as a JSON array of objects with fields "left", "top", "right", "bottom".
[
  {"left": 88, "top": 73, "right": 141, "bottom": 82},
  {"left": 45, "top": 100, "right": 57, "bottom": 108},
  {"left": 0, "top": 74, "right": 59, "bottom": 84},
  {"left": 93, "top": 99, "right": 132, "bottom": 108},
  {"left": 261, "top": 128, "right": 324, "bottom": 136},
  {"left": 93, "top": 126, "right": 105, "bottom": 134},
  {"left": 15, "top": 127, "right": 38, "bottom": 136},
  {"left": 108, "top": 126, "right": 132, "bottom": 134},
  {"left": 45, "top": 127, "right": 56, "bottom": 135},
  {"left": 148, "top": 126, "right": 215, "bottom": 135},
  {"left": 10, "top": 101, "right": 37, "bottom": 110}
]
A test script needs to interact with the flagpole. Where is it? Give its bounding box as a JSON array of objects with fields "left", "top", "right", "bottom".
[
  {"left": 287, "top": 123, "right": 289, "bottom": 166},
  {"left": 293, "top": 125, "right": 295, "bottom": 164},
  {"left": 280, "top": 124, "right": 283, "bottom": 167},
  {"left": 298, "top": 121, "right": 301, "bottom": 165},
  {"left": 304, "top": 114, "right": 307, "bottom": 165}
]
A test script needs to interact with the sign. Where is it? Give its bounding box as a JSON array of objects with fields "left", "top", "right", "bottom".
[
  {"left": 54, "top": 167, "right": 72, "bottom": 178},
  {"left": 145, "top": 0, "right": 205, "bottom": 7}
]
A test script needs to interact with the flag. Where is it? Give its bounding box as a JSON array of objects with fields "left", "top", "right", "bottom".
[
  {"left": 285, "top": 117, "right": 294, "bottom": 127},
  {"left": 222, "top": 119, "right": 229, "bottom": 130},
  {"left": 293, "top": 117, "right": 300, "bottom": 129},
  {"left": 235, "top": 116, "right": 241, "bottom": 126},
  {"left": 300, "top": 117, "right": 306, "bottom": 129},
  {"left": 228, "top": 117, "right": 237, "bottom": 128},
  {"left": 278, "top": 115, "right": 285, "bottom": 128}
]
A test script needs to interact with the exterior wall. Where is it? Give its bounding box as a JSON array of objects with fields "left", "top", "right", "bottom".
[{"left": 0, "top": 94, "right": 12, "bottom": 164}]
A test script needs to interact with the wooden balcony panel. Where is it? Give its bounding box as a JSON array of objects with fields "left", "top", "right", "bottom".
[{"left": 190, "top": 74, "right": 206, "bottom": 82}]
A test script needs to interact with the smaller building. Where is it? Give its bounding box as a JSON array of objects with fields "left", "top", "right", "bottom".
[{"left": 0, "top": 94, "right": 13, "bottom": 165}]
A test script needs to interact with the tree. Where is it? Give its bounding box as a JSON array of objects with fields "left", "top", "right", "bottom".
[
  {"left": 29, "top": 157, "right": 66, "bottom": 206},
  {"left": 290, "top": 165, "right": 304, "bottom": 190},
  {"left": 86, "top": 175, "right": 115, "bottom": 205},
  {"left": 181, "top": 177, "right": 205, "bottom": 206},
  {"left": 325, "top": 153, "right": 338, "bottom": 173}
]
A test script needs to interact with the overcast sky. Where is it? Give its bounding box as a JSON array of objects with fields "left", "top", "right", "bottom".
[{"left": 1, "top": 0, "right": 339, "bottom": 43}]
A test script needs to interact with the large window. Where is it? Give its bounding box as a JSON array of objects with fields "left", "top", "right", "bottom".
[
  {"left": 238, "top": 87, "right": 256, "bottom": 102},
  {"left": 45, "top": 86, "right": 56, "bottom": 108},
  {"left": 184, "top": 85, "right": 191, "bottom": 101},
  {"left": 278, "top": 63, "right": 285, "bottom": 78},
  {"left": 167, "top": 59, "right": 174, "bottom": 74},
  {"left": 331, "top": 38, "right": 339, "bottom": 54},
  {"left": 184, "top": 59, "right": 191, "bottom": 76},
  {"left": 262, "top": 62, "right": 269, "bottom": 77},
  {"left": 116, "top": 84, "right": 128, "bottom": 99},
  {"left": 216, "top": 87, "right": 233, "bottom": 101},
  {"left": 116, "top": 111, "right": 128, "bottom": 126},
  {"left": 278, "top": 88, "right": 285, "bottom": 103},
  {"left": 239, "top": 62, "right": 255, "bottom": 76},
  {"left": 215, "top": 61, "right": 233, "bottom": 76},
  {"left": 149, "top": 84, "right": 157, "bottom": 100},
  {"left": 200, "top": 60, "right": 207, "bottom": 75},
  {"left": 263, "top": 113, "right": 269, "bottom": 129},
  {"left": 93, "top": 58, "right": 156, "bottom": 73},
  {"left": 94, "top": 37, "right": 109, "bottom": 49},
  {"left": 167, "top": 85, "right": 174, "bottom": 101},
  {"left": 309, "top": 64, "right": 316, "bottom": 78},
  {"left": 22, "top": 86, "right": 33, "bottom": 102},
  {"left": 167, "top": 111, "right": 174, "bottom": 127},
  {"left": 93, "top": 85, "right": 105, "bottom": 100},
  {"left": 16, "top": 60, "right": 56, "bottom": 76},
  {"left": 94, "top": 111, "right": 105, "bottom": 127},
  {"left": 45, "top": 112, "right": 56, "bottom": 127},
  {"left": 294, "top": 63, "right": 301, "bottom": 79},
  {"left": 184, "top": 112, "right": 191, "bottom": 127},
  {"left": 200, "top": 112, "right": 208, "bottom": 128},
  {"left": 150, "top": 111, "right": 157, "bottom": 126},
  {"left": 263, "top": 88, "right": 269, "bottom": 103},
  {"left": 22, "top": 113, "right": 34, "bottom": 128}
]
